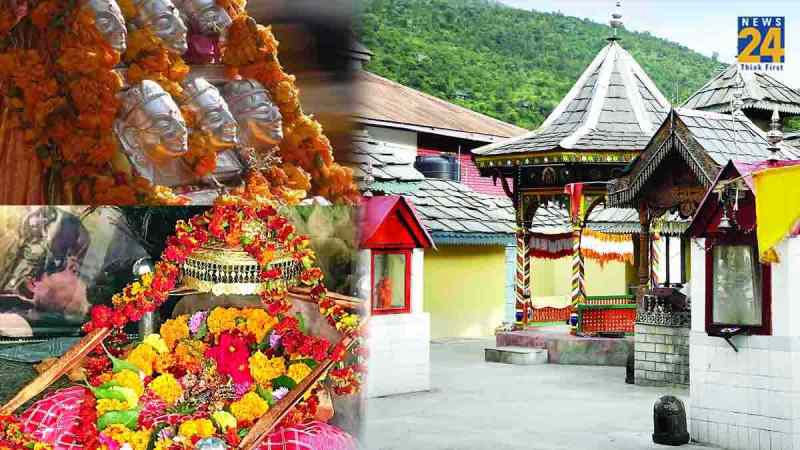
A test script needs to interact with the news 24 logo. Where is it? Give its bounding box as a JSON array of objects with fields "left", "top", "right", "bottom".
[{"left": 738, "top": 17, "right": 785, "bottom": 71}]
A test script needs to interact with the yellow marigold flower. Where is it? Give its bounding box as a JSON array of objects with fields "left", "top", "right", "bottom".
[
  {"left": 126, "top": 343, "right": 158, "bottom": 376},
  {"left": 112, "top": 369, "right": 144, "bottom": 397},
  {"left": 142, "top": 334, "right": 168, "bottom": 354},
  {"left": 244, "top": 308, "right": 277, "bottom": 342},
  {"left": 154, "top": 439, "right": 175, "bottom": 450},
  {"left": 230, "top": 391, "right": 269, "bottom": 424},
  {"left": 128, "top": 429, "right": 152, "bottom": 450},
  {"left": 96, "top": 398, "right": 129, "bottom": 416},
  {"left": 159, "top": 316, "right": 189, "bottom": 350},
  {"left": 212, "top": 410, "right": 237, "bottom": 431},
  {"left": 130, "top": 281, "right": 143, "bottom": 295},
  {"left": 174, "top": 339, "right": 206, "bottom": 372},
  {"left": 207, "top": 307, "right": 240, "bottom": 335},
  {"left": 154, "top": 352, "right": 175, "bottom": 373},
  {"left": 178, "top": 418, "right": 215, "bottom": 439},
  {"left": 249, "top": 351, "right": 286, "bottom": 386},
  {"left": 149, "top": 373, "right": 183, "bottom": 405},
  {"left": 33, "top": 444, "right": 52, "bottom": 450},
  {"left": 287, "top": 363, "right": 312, "bottom": 384},
  {"left": 141, "top": 272, "right": 153, "bottom": 287}
]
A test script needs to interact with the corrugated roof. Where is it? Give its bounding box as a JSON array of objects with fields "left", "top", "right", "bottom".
[
  {"left": 682, "top": 65, "right": 800, "bottom": 115},
  {"left": 473, "top": 40, "right": 670, "bottom": 157},
  {"left": 405, "top": 179, "right": 517, "bottom": 239},
  {"left": 354, "top": 71, "right": 527, "bottom": 141}
]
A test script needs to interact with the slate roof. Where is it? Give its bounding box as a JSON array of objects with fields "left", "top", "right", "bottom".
[
  {"left": 786, "top": 131, "right": 800, "bottom": 149},
  {"left": 675, "top": 108, "right": 800, "bottom": 165},
  {"left": 343, "top": 130, "right": 425, "bottom": 189},
  {"left": 529, "top": 204, "right": 687, "bottom": 236},
  {"left": 473, "top": 40, "right": 670, "bottom": 157},
  {"left": 682, "top": 65, "right": 800, "bottom": 115},
  {"left": 355, "top": 71, "right": 526, "bottom": 142},
  {"left": 404, "top": 179, "right": 517, "bottom": 243},
  {"left": 607, "top": 108, "right": 800, "bottom": 207}
]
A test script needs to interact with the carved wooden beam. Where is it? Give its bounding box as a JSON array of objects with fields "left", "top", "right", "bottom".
[
  {"left": 287, "top": 287, "right": 362, "bottom": 310},
  {"left": 492, "top": 169, "right": 514, "bottom": 200},
  {"left": 0, "top": 327, "right": 111, "bottom": 414}
]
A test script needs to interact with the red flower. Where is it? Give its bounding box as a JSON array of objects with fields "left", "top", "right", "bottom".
[
  {"left": 205, "top": 332, "right": 253, "bottom": 388},
  {"left": 164, "top": 245, "right": 186, "bottom": 264},
  {"left": 89, "top": 305, "right": 113, "bottom": 329},
  {"left": 330, "top": 342, "right": 347, "bottom": 362},
  {"left": 261, "top": 267, "right": 282, "bottom": 280}
]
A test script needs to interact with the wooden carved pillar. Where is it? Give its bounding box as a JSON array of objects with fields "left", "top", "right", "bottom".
[
  {"left": 570, "top": 225, "right": 585, "bottom": 305},
  {"left": 515, "top": 192, "right": 537, "bottom": 326},
  {"left": 637, "top": 204, "right": 652, "bottom": 289}
]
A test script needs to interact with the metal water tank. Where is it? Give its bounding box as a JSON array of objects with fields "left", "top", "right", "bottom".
[{"left": 415, "top": 154, "right": 459, "bottom": 181}]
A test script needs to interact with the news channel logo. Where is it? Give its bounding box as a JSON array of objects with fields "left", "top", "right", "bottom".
[{"left": 738, "top": 16, "right": 785, "bottom": 71}]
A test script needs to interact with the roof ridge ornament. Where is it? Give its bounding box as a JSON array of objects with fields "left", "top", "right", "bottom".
[
  {"left": 767, "top": 108, "right": 783, "bottom": 157},
  {"left": 608, "top": 1, "right": 623, "bottom": 41}
]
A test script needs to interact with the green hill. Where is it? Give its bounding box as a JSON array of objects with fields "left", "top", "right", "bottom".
[{"left": 356, "top": 0, "right": 726, "bottom": 130}]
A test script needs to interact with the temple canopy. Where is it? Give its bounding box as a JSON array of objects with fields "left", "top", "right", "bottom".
[
  {"left": 530, "top": 203, "right": 687, "bottom": 236},
  {"left": 607, "top": 107, "right": 800, "bottom": 209},
  {"left": 682, "top": 65, "right": 800, "bottom": 116},
  {"left": 474, "top": 39, "right": 670, "bottom": 159}
]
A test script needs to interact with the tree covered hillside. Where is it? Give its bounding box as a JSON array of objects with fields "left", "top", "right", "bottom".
[{"left": 357, "top": 0, "right": 726, "bottom": 130}]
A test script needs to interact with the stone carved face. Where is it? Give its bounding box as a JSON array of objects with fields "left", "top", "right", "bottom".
[
  {"left": 114, "top": 80, "right": 189, "bottom": 162},
  {"left": 175, "top": 0, "right": 232, "bottom": 35},
  {"left": 83, "top": 0, "right": 127, "bottom": 53},
  {"left": 223, "top": 79, "right": 283, "bottom": 148},
  {"left": 131, "top": 0, "right": 188, "bottom": 54},
  {"left": 181, "top": 78, "right": 239, "bottom": 146}
]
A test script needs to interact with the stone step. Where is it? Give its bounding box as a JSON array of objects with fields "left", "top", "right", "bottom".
[{"left": 484, "top": 346, "right": 548, "bottom": 365}]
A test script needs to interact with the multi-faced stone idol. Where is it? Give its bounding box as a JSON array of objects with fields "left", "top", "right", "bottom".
[
  {"left": 223, "top": 79, "right": 284, "bottom": 150},
  {"left": 114, "top": 80, "right": 190, "bottom": 186},
  {"left": 83, "top": 0, "right": 127, "bottom": 54},
  {"left": 175, "top": 0, "right": 233, "bottom": 35},
  {"left": 129, "top": 0, "right": 188, "bottom": 54},
  {"left": 181, "top": 78, "right": 238, "bottom": 146},
  {"left": 180, "top": 77, "right": 243, "bottom": 183}
]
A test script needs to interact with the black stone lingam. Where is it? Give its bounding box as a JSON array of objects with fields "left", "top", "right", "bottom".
[
  {"left": 653, "top": 395, "right": 690, "bottom": 445},
  {"left": 625, "top": 347, "right": 634, "bottom": 384}
]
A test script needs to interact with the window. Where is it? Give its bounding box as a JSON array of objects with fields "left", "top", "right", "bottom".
[
  {"left": 371, "top": 250, "right": 411, "bottom": 315},
  {"left": 705, "top": 235, "right": 771, "bottom": 335},
  {"left": 655, "top": 236, "right": 687, "bottom": 286}
]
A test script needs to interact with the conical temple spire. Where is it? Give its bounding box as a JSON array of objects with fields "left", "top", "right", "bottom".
[
  {"left": 609, "top": 1, "right": 624, "bottom": 41},
  {"left": 474, "top": 38, "right": 671, "bottom": 157}
]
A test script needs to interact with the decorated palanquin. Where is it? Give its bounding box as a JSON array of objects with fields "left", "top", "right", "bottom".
[
  {"left": 0, "top": 196, "right": 365, "bottom": 449},
  {"left": 0, "top": 0, "right": 359, "bottom": 205}
]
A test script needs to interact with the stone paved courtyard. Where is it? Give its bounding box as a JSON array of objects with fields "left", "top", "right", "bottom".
[{"left": 365, "top": 338, "right": 718, "bottom": 450}]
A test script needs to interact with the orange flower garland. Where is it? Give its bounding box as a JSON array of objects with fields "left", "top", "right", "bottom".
[{"left": 220, "top": 10, "right": 360, "bottom": 203}]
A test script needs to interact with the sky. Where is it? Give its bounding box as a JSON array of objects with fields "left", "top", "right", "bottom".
[{"left": 497, "top": 0, "right": 800, "bottom": 87}]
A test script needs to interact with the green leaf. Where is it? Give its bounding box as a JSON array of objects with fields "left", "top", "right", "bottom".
[
  {"left": 256, "top": 385, "right": 275, "bottom": 405},
  {"left": 89, "top": 385, "right": 127, "bottom": 402},
  {"left": 195, "top": 321, "right": 208, "bottom": 340},
  {"left": 295, "top": 312, "right": 306, "bottom": 334},
  {"left": 299, "top": 358, "right": 319, "bottom": 369},
  {"left": 110, "top": 355, "right": 142, "bottom": 375},
  {"left": 97, "top": 407, "right": 140, "bottom": 430},
  {"left": 271, "top": 375, "right": 297, "bottom": 390},
  {"left": 238, "top": 427, "right": 250, "bottom": 439}
]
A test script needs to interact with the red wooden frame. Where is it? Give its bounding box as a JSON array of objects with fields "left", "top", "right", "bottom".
[
  {"left": 370, "top": 249, "right": 412, "bottom": 315},
  {"left": 705, "top": 233, "right": 772, "bottom": 336}
]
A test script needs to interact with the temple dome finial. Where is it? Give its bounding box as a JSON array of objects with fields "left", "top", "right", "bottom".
[{"left": 608, "top": 1, "right": 624, "bottom": 41}]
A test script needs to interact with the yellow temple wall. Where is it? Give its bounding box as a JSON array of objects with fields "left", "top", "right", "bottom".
[
  {"left": 531, "top": 256, "right": 633, "bottom": 301},
  {"left": 423, "top": 245, "right": 507, "bottom": 339}
]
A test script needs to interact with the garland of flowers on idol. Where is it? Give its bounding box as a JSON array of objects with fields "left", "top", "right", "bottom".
[
  {"left": 0, "top": 1, "right": 187, "bottom": 204},
  {"left": 77, "top": 197, "right": 363, "bottom": 446},
  {"left": 218, "top": 1, "right": 361, "bottom": 203}
]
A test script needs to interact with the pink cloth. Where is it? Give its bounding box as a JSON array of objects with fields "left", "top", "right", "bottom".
[
  {"left": 20, "top": 386, "right": 86, "bottom": 450},
  {"left": 19, "top": 388, "right": 358, "bottom": 450}
]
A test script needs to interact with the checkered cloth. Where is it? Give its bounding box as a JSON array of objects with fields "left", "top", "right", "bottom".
[
  {"left": 19, "top": 388, "right": 357, "bottom": 450},
  {"left": 259, "top": 421, "right": 358, "bottom": 450},
  {"left": 19, "top": 386, "right": 85, "bottom": 450}
]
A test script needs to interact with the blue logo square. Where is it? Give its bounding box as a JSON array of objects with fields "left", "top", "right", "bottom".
[{"left": 738, "top": 16, "right": 785, "bottom": 64}]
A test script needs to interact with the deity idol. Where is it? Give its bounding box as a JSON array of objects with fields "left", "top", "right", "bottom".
[
  {"left": 174, "top": 0, "right": 232, "bottom": 35},
  {"left": 174, "top": 0, "right": 232, "bottom": 63},
  {"left": 82, "top": 0, "right": 127, "bottom": 54},
  {"left": 180, "top": 77, "right": 244, "bottom": 185},
  {"left": 128, "top": 0, "right": 188, "bottom": 54},
  {"left": 223, "top": 79, "right": 284, "bottom": 155},
  {"left": 114, "top": 80, "right": 190, "bottom": 187}
]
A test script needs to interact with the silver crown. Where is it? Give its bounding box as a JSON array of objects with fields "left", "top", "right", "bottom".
[
  {"left": 118, "top": 80, "right": 171, "bottom": 122},
  {"left": 223, "top": 79, "right": 273, "bottom": 109},
  {"left": 182, "top": 78, "right": 218, "bottom": 104}
]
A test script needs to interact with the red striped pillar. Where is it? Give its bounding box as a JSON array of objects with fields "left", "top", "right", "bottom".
[{"left": 515, "top": 228, "right": 530, "bottom": 325}]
